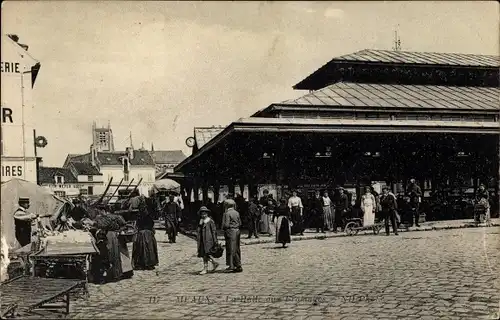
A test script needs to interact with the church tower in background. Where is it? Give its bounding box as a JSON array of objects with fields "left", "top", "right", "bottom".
[{"left": 92, "top": 121, "right": 115, "bottom": 152}]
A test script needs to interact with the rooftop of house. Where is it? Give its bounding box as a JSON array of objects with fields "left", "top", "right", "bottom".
[
  {"left": 150, "top": 150, "right": 187, "bottom": 164},
  {"left": 66, "top": 150, "right": 155, "bottom": 166},
  {"left": 39, "top": 167, "right": 78, "bottom": 184},
  {"left": 70, "top": 162, "right": 102, "bottom": 175}
]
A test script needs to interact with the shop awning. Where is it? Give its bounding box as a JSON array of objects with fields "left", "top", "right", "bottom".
[{"left": 175, "top": 117, "right": 499, "bottom": 173}]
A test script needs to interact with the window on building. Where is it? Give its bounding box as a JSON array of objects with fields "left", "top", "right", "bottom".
[
  {"left": 88, "top": 175, "right": 93, "bottom": 182},
  {"left": 99, "top": 132, "right": 107, "bottom": 143},
  {"left": 79, "top": 188, "right": 88, "bottom": 195},
  {"left": 55, "top": 175, "right": 64, "bottom": 184},
  {"left": 54, "top": 191, "right": 66, "bottom": 197},
  {"left": 88, "top": 186, "right": 94, "bottom": 195}
]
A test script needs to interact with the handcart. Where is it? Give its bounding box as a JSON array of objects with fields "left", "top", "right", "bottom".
[
  {"left": 0, "top": 276, "right": 85, "bottom": 318},
  {"left": 473, "top": 200, "right": 490, "bottom": 225},
  {"left": 344, "top": 218, "right": 384, "bottom": 236}
]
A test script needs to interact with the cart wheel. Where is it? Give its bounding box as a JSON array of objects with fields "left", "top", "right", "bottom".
[
  {"left": 373, "top": 226, "right": 381, "bottom": 235},
  {"left": 345, "top": 222, "right": 357, "bottom": 236}
]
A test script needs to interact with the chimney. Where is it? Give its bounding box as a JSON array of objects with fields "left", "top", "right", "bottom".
[
  {"left": 90, "top": 144, "right": 96, "bottom": 166},
  {"left": 126, "top": 147, "right": 134, "bottom": 160}
]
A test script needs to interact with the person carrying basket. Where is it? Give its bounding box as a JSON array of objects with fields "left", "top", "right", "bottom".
[{"left": 197, "top": 206, "right": 222, "bottom": 275}]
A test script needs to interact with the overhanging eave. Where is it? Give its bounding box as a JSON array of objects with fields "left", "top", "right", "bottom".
[{"left": 175, "top": 118, "right": 499, "bottom": 174}]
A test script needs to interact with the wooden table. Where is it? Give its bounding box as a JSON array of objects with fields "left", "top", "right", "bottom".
[
  {"left": 30, "top": 241, "right": 98, "bottom": 296},
  {"left": 0, "top": 276, "right": 85, "bottom": 317}
]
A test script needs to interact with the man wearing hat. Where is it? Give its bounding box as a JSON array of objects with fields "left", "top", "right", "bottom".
[
  {"left": 222, "top": 199, "right": 242, "bottom": 272},
  {"left": 380, "top": 186, "right": 399, "bottom": 236},
  {"left": 13, "top": 197, "right": 39, "bottom": 247},
  {"left": 162, "top": 194, "right": 182, "bottom": 243}
]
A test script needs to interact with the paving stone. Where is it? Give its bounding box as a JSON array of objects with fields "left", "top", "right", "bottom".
[{"left": 51, "top": 227, "right": 500, "bottom": 319}]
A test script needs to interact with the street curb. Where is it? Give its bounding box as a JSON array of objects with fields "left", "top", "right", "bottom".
[{"left": 174, "top": 222, "right": 500, "bottom": 246}]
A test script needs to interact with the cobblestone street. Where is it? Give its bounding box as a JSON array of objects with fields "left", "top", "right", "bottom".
[{"left": 65, "top": 227, "right": 500, "bottom": 320}]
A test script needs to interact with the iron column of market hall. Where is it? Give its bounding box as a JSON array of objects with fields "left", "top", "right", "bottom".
[{"left": 175, "top": 49, "right": 500, "bottom": 224}]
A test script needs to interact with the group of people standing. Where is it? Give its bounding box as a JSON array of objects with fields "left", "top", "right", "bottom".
[{"left": 310, "top": 188, "right": 350, "bottom": 233}]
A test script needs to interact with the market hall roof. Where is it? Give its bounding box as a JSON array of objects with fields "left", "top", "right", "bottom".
[
  {"left": 330, "top": 49, "right": 499, "bottom": 67},
  {"left": 194, "top": 126, "right": 226, "bottom": 149},
  {"left": 175, "top": 117, "right": 499, "bottom": 173},
  {"left": 39, "top": 167, "right": 78, "bottom": 184},
  {"left": 294, "top": 49, "right": 500, "bottom": 90},
  {"left": 278, "top": 82, "right": 500, "bottom": 112}
]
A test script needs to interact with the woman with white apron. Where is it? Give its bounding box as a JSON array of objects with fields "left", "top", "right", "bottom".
[{"left": 361, "top": 186, "right": 376, "bottom": 227}]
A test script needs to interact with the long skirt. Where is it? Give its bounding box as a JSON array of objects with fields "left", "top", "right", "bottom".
[
  {"left": 106, "top": 231, "right": 123, "bottom": 281},
  {"left": 132, "top": 229, "right": 159, "bottom": 270},
  {"left": 362, "top": 204, "right": 375, "bottom": 227},
  {"left": 323, "top": 206, "right": 335, "bottom": 230},
  {"left": 290, "top": 207, "right": 303, "bottom": 234},
  {"left": 275, "top": 216, "right": 291, "bottom": 244},
  {"left": 259, "top": 213, "right": 271, "bottom": 234},
  {"left": 268, "top": 211, "right": 276, "bottom": 235},
  {"left": 224, "top": 229, "right": 241, "bottom": 269}
]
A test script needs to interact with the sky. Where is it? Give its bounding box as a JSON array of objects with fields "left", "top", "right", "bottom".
[{"left": 1, "top": 1, "right": 498, "bottom": 167}]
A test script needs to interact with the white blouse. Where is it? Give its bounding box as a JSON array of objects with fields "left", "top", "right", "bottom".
[
  {"left": 288, "top": 196, "right": 303, "bottom": 208},
  {"left": 322, "top": 196, "right": 332, "bottom": 206}
]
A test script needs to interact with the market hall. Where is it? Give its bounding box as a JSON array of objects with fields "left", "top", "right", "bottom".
[{"left": 174, "top": 49, "right": 500, "bottom": 222}]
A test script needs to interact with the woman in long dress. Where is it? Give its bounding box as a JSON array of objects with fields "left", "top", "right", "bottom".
[
  {"left": 197, "top": 206, "right": 219, "bottom": 274},
  {"left": 94, "top": 209, "right": 129, "bottom": 282},
  {"left": 361, "top": 187, "right": 376, "bottom": 227},
  {"left": 288, "top": 191, "right": 304, "bottom": 235},
  {"left": 132, "top": 197, "right": 159, "bottom": 270},
  {"left": 274, "top": 199, "right": 291, "bottom": 248},
  {"left": 322, "top": 191, "right": 334, "bottom": 231}
]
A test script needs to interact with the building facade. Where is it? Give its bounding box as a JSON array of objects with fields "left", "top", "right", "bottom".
[
  {"left": 64, "top": 148, "right": 155, "bottom": 197},
  {"left": 175, "top": 49, "right": 500, "bottom": 220},
  {"left": 39, "top": 162, "right": 103, "bottom": 198},
  {"left": 1, "top": 34, "right": 41, "bottom": 183}
]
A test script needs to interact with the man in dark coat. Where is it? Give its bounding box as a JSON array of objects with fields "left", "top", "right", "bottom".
[
  {"left": 163, "top": 195, "right": 182, "bottom": 243},
  {"left": 247, "top": 197, "right": 261, "bottom": 239},
  {"left": 222, "top": 199, "right": 242, "bottom": 272},
  {"left": 380, "top": 187, "right": 399, "bottom": 236},
  {"left": 406, "top": 178, "right": 422, "bottom": 227},
  {"left": 334, "top": 188, "right": 349, "bottom": 232},
  {"left": 312, "top": 191, "right": 325, "bottom": 233}
]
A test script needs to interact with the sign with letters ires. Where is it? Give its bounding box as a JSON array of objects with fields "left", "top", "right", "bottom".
[{"left": 1, "top": 35, "right": 39, "bottom": 183}]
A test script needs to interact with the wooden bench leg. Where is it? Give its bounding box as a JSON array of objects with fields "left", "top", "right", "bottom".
[{"left": 65, "top": 293, "right": 70, "bottom": 315}]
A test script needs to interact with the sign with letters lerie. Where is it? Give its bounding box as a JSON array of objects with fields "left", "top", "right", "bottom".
[{"left": 1, "top": 35, "right": 39, "bottom": 183}]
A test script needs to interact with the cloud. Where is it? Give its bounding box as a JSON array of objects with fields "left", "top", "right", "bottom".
[{"left": 324, "top": 8, "right": 345, "bottom": 19}]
